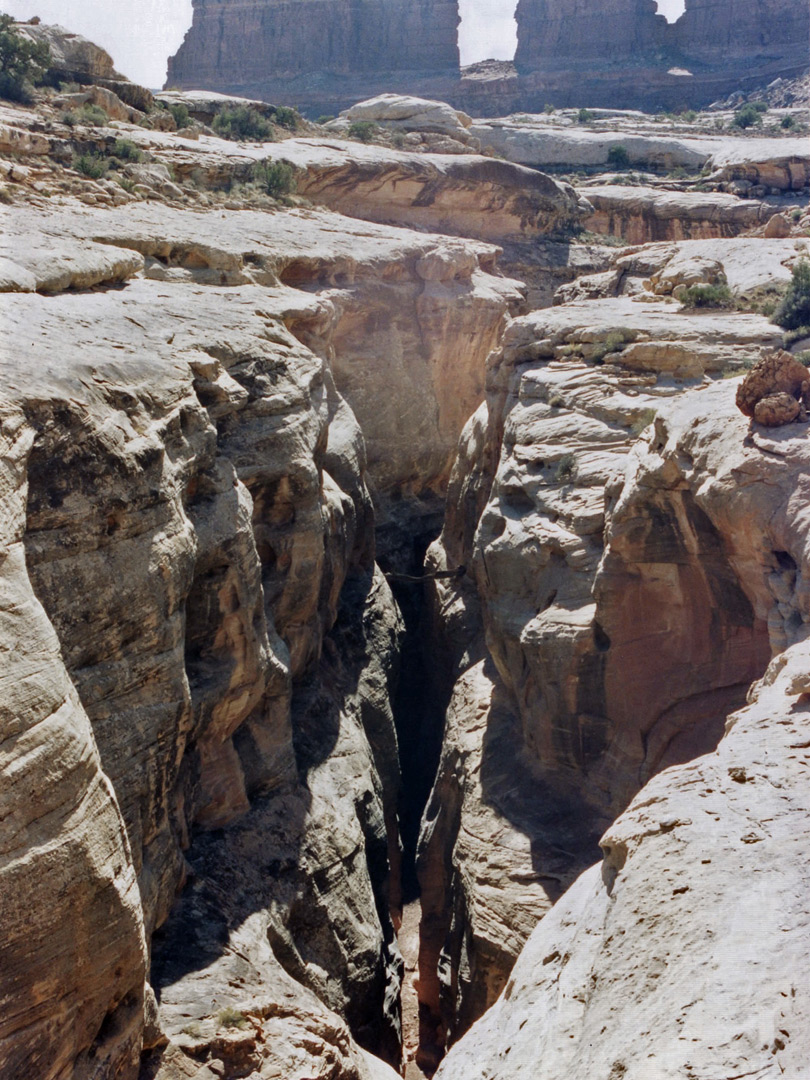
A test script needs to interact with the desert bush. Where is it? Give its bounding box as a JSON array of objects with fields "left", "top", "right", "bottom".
[
  {"left": 253, "top": 158, "right": 296, "bottom": 198},
  {"left": 543, "top": 103, "right": 555, "bottom": 114},
  {"left": 577, "top": 108, "right": 593, "bottom": 124},
  {"left": 78, "top": 103, "right": 109, "bottom": 126},
  {"left": 168, "top": 101, "right": 190, "bottom": 129},
  {"left": 316, "top": 114, "right": 335, "bottom": 125},
  {"left": 783, "top": 325, "right": 810, "bottom": 347},
  {"left": 731, "top": 103, "right": 763, "bottom": 129},
  {"left": 554, "top": 453, "right": 577, "bottom": 484},
  {"left": 72, "top": 152, "right": 108, "bottom": 179},
  {"left": 771, "top": 260, "right": 810, "bottom": 331},
  {"left": 781, "top": 114, "right": 796, "bottom": 130},
  {"left": 117, "top": 176, "right": 137, "bottom": 194},
  {"left": 272, "top": 104, "right": 300, "bottom": 130},
  {"left": 630, "top": 407, "right": 657, "bottom": 436},
  {"left": 0, "top": 13, "right": 50, "bottom": 102},
  {"left": 213, "top": 106, "right": 274, "bottom": 141},
  {"left": 680, "top": 282, "right": 733, "bottom": 309},
  {"left": 112, "top": 138, "right": 143, "bottom": 162},
  {"left": 607, "top": 144, "right": 630, "bottom": 169},
  {"left": 348, "top": 120, "right": 377, "bottom": 143}
]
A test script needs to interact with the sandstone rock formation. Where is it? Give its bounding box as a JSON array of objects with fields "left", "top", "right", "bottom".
[
  {"left": 163, "top": 0, "right": 809, "bottom": 113},
  {"left": 414, "top": 291, "right": 789, "bottom": 1053},
  {"left": 0, "top": 159, "right": 522, "bottom": 1072},
  {"left": 3, "top": 24, "right": 810, "bottom": 1080},
  {"left": 435, "top": 384, "right": 810, "bottom": 1078}
]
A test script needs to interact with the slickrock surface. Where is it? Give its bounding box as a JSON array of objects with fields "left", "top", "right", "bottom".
[
  {"left": 556, "top": 237, "right": 809, "bottom": 303},
  {"left": 436, "top": 387, "right": 810, "bottom": 1079},
  {"left": 0, "top": 200, "right": 521, "bottom": 534}
]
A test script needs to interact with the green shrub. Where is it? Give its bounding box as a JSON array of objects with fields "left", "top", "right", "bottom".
[
  {"left": 0, "top": 14, "right": 50, "bottom": 103},
  {"left": 212, "top": 106, "right": 274, "bottom": 142},
  {"left": 543, "top": 103, "right": 555, "bottom": 114},
  {"left": 771, "top": 261, "right": 810, "bottom": 331},
  {"left": 554, "top": 453, "right": 577, "bottom": 484},
  {"left": 272, "top": 105, "right": 300, "bottom": 130},
  {"left": 117, "top": 176, "right": 137, "bottom": 194},
  {"left": 680, "top": 282, "right": 733, "bottom": 308},
  {"left": 731, "top": 103, "right": 763, "bottom": 129},
  {"left": 679, "top": 109, "right": 697, "bottom": 123},
  {"left": 749, "top": 100, "right": 768, "bottom": 113},
  {"left": 112, "top": 138, "right": 142, "bottom": 163},
  {"left": 781, "top": 114, "right": 796, "bottom": 130},
  {"left": 316, "top": 114, "right": 335, "bottom": 125},
  {"left": 72, "top": 152, "right": 109, "bottom": 179},
  {"left": 253, "top": 158, "right": 296, "bottom": 198},
  {"left": 793, "top": 349, "right": 810, "bottom": 366},
  {"left": 348, "top": 120, "right": 377, "bottom": 143},
  {"left": 169, "top": 101, "right": 190, "bottom": 129},
  {"left": 79, "top": 103, "right": 110, "bottom": 126},
  {"left": 577, "top": 108, "right": 593, "bottom": 124},
  {"left": 667, "top": 166, "right": 689, "bottom": 179},
  {"left": 607, "top": 144, "right": 630, "bottom": 169},
  {"left": 60, "top": 109, "right": 78, "bottom": 126}
]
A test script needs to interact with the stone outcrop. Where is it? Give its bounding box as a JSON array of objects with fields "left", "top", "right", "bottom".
[
  {"left": 515, "top": 0, "right": 665, "bottom": 71},
  {"left": 435, "top": 384, "right": 810, "bottom": 1078},
  {"left": 0, "top": 170, "right": 525, "bottom": 1074},
  {"left": 414, "top": 283, "right": 798, "bottom": 1055},
  {"left": 579, "top": 185, "right": 770, "bottom": 244},
  {"left": 511, "top": 0, "right": 809, "bottom": 111}
]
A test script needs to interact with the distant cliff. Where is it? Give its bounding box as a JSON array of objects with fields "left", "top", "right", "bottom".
[
  {"left": 165, "top": 0, "right": 809, "bottom": 115},
  {"left": 167, "top": 0, "right": 460, "bottom": 102}
]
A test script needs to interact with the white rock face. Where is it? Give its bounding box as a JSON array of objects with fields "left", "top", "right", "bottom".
[{"left": 342, "top": 94, "right": 473, "bottom": 134}]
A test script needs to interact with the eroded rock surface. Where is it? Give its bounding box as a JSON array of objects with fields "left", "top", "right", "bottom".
[{"left": 415, "top": 288, "right": 798, "bottom": 1054}]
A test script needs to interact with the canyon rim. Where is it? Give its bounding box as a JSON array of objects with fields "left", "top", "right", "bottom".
[{"left": 1, "top": 5, "right": 810, "bottom": 1080}]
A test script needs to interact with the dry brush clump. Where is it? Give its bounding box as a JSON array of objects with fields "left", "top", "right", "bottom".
[{"left": 735, "top": 349, "right": 810, "bottom": 426}]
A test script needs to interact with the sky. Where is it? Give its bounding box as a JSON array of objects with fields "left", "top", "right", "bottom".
[{"left": 0, "top": 0, "right": 688, "bottom": 89}]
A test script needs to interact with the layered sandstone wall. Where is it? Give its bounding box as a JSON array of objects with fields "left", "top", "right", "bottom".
[{"left": 436, "top": 383, "right": 810, "bottom": 1079}]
